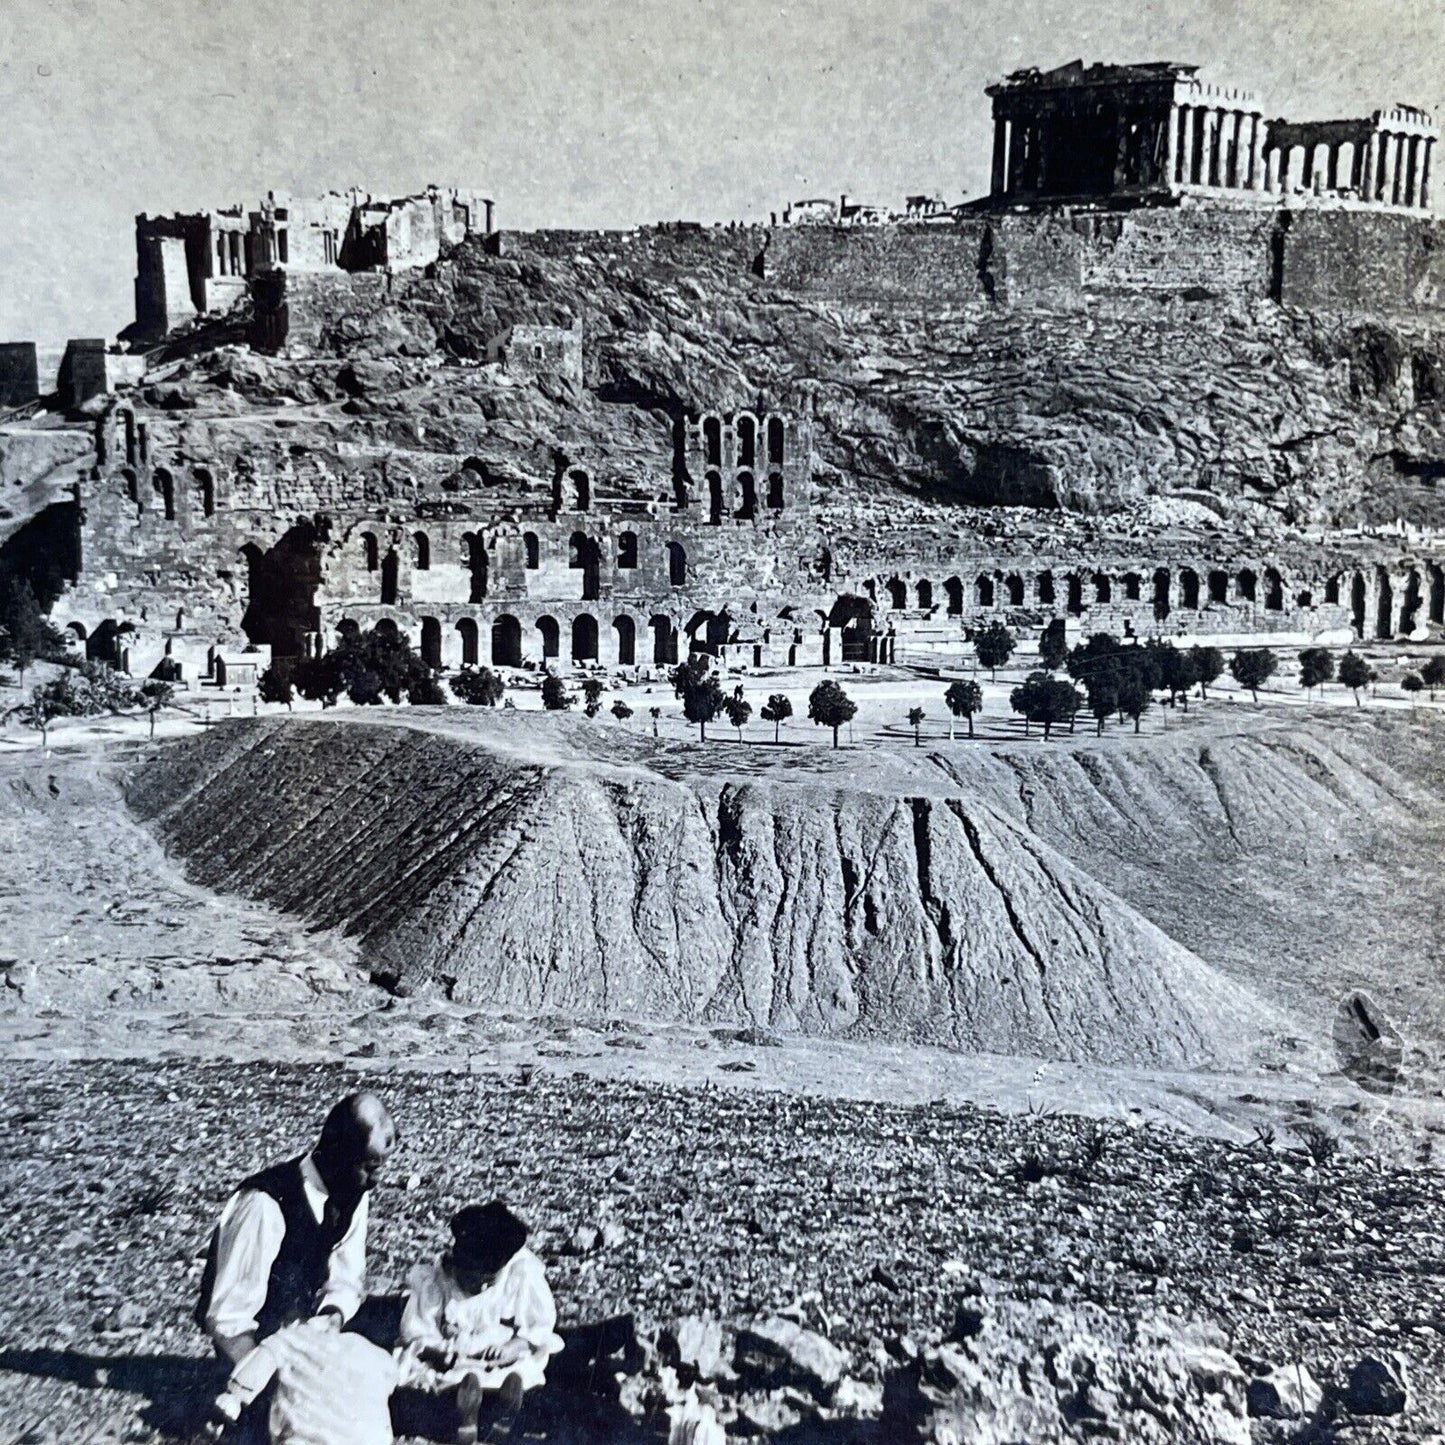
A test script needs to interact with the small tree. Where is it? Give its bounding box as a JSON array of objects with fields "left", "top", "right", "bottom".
[
  {"left": 907, "top": 706, "right": 925, "bottom": 746},
  {"left": 1229, "top": 648, "right": 1278, "bottom": 703},
  {"left": 139, "top": 679, "right": 175, "bottom": 738},
  {"left": 11, "top": 691, "right": 66, "bottom": 747},
  {"left": 582, "top": 678, "right": 606, "bottom": 718},
  {"left": 671, "top": 654, "right": 726, "bottom": 740},
  {"left": 1117, "top": 675, "right": 1151, "bottom": 734},
  {"left": 258, "top": 663, "right": 295, "bottom": 711},
  {"left": 541, "top": 672, "right": 574, "bottom": 711},
  {"left": 1038, "top": 618, "right": 1068, "bottom": 672},
  {"left": 450, "top": 666, "right": 506, "bottom": 707},
  {"left": 1011, "top": 673, "right": 1080, "bottom": 740},
  {"left": 724, "top": 694, "right": 752, "bottom": 741},
  {"left": 1298, "top": 647, "right": 1334, "bottom": 698},
  {"left": 944, "top": 679, "right": 983, "bottom": 739},
  {"left": 1191, "top": 645, "right": 1225, "bottom": 700},
  {"left": 649, "top": 705, "right": 661, "bottom": 737},
  {"left": 1337, "top": 650, "right": 1375, "bottom": 707},
  {"left": 808, "top": 679, "right": 856, "bottom": 748},
  {"left": 1401, "top": 672, "right": 1424, "bottom": 707},
  {"left": 1087, "top": 678, "right": 1118, "bottom": 736},
  {"left": 975, "top": 620, "right": 1016, "bottom": 681},
  {"left": 0, "top": 579, "right": 65, "bottom": 686},
  {"left": 611, "top": 699, "right": 633, "bottom": 722},
  {"left": 1152, "top": 642, "right": 1198, "bottom": 712},
  {"left": 760, "top": 692, "right": 793, "bottom": 744},
  {"left": 1421, "top": 655, "right": 1445, "bottom": 700}
]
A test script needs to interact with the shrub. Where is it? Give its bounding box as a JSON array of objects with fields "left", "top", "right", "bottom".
[
  {"left": 541, "top": 673, "right": 573, "bottom": 711},
  {"left": 450, "top": 666, "right": 505, "bottom": 707}
]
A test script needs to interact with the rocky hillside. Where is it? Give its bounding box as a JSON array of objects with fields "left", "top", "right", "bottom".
[
  {"left": 122, "top": 713, "right": 1295, "bottom": 1072},
  {"left": 127, "top": 225, "right": 1445, "bottom": 529}
]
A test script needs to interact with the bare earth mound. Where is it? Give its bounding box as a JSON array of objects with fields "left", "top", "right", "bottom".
[{"left": 123, "top": 715, "right": 1287, "bottom": 1071}]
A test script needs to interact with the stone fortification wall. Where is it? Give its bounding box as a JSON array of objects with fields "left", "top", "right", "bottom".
[
  {"left": 1278, "top": 210, "right": 1445, "bottom": 313},
  {"left": 1076, "top": 209, "right": 1274, "bottom": 298},
  {"left": 762, "top": 208, "right": 1443, "bottom": 313}
]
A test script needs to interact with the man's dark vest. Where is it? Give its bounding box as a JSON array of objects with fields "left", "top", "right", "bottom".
[{"left": 194, "top": 1155, "right": 362, "bottom": 1339}]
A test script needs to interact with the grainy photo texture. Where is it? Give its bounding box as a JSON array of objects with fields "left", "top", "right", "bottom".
[{"left": 1, "top": 1, "right": 1443, "bottom": 1441}]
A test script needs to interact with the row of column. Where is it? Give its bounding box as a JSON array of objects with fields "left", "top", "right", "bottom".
[
  {"left": 1171, "top": 106, "right": 1266, "bottom": 190},
  {"left": 1358, "top": 132, "right": 1432, "bottom": 209}
]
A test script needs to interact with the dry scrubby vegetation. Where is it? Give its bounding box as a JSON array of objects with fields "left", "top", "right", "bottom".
[{"left": 0, "top": 1062, "right": 1440, "bottom": 1442}]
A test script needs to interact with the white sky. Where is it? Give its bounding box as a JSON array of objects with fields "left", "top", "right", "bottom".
[{"left": 1, "top": 0, "right": 1441, "bottom": 348}]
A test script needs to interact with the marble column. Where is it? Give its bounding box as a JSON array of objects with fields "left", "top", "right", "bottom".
[
  {"left": 1420, "top": 139, "right": 1434, "bottom": 209},
  {"left": 1200, "top": 109, "right": 1217, "bottom": 187},
  {"left": 991, "top": 117, "right": 1008, "bottom": 196},
  {"left": 1166, "top": 104, "right": 1182, "bottom": 187}
]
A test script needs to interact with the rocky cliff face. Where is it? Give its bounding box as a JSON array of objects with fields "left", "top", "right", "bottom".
[{"left": 123, "top": 714, "right": 1292, "bottom": 1071}]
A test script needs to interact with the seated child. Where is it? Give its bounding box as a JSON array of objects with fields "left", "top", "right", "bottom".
[{"left": 396, "top": 1201, "right": 563, "bottom": 1444}]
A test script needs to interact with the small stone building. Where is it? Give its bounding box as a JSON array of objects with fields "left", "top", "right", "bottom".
[{"left": 486, "top": 319, "right": 583, "bottom": 386}]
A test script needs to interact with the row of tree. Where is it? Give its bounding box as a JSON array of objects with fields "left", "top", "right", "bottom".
[{"left": 8, "top": 663, "right": 174, "bottom": 745}]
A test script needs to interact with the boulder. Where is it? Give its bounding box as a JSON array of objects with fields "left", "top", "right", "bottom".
[
  {"left": 1246, "top": 1363, "right": 1323, "bottom": 1419},
  {"left": 733, "top": 1316, "right": 849, "bottom": 1401},
  {"left": 660, "top": 1315, "right": 728, "bottom": 1381},
  {"left": 1342, "top": 1354, "right": 1408, "bottom": 1416}
]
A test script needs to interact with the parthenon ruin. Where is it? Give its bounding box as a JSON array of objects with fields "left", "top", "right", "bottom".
[{"left": 987, "top": 61, "right": 1436, "bottom": 211}]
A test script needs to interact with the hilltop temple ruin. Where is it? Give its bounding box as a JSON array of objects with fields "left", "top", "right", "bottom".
[{"left": 4, "top": 63, "right": 1445, "bottom": 690}]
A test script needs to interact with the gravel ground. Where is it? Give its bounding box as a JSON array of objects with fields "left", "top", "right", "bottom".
[{"left": 1, "top": 1060, "right": 1442, "bottom": 1442}]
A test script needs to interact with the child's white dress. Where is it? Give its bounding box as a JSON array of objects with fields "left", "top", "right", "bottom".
[{"left": 396, "top": 1247, "right": 563, "bottom": 1392}]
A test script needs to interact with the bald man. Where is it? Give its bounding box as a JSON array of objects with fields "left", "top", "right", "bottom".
[{"left": 196, "top": 1092, "right": 397, "bottom": 1367}]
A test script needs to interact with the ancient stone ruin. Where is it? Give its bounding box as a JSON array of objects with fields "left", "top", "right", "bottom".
[{"left": 5, "top": 62, "right": 1445, "bottom": 690}]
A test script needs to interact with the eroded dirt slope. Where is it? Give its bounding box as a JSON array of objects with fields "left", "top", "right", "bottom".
[{"left": 122, "top": 715, "right": 1287, "bottom": 1071}]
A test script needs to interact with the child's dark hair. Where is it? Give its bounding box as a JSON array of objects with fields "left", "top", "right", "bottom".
[{"left": 450, "top": 1200, "right": 527, "bottom": 1270}]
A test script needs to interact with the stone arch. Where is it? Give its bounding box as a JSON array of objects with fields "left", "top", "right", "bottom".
[
  {"left": 650, "top": 614, "right": 679, "bottom": 665},
  {"left": 413, "top": 531, "right": 431, "bottom": 571},
  {"left": 767, "top": 416, "right": 785, "bottom": 465},
  {"left": 1263, "top": 567, "right": 1284, "bottom": 611},
  {"left": 1005, "top": 574, "right": 1025, "bottom": 607},
  {"left": 1297, "top": 590, "right": 1313, "bottom": 610},
  {"left": 975, "top": 574, "right": 995, "bottom": 607},
  {"left": 686, "top": 609, "right": 730, "bottom": 656},
  {"left": 569, "top": 530, "right": 600, "bottom": 601},
  {"left": 557, "top": 468, "right": 590, "bottom": 512},
  {"left": 121, "top": 468, "right": 139, "bottom": 507},
  {"left": 462, "top": 532, "right": 488, "bottom": 602},
  {"left": 420, "top": 616, "right": 442, "bottom": 669},
  {"left": 380, "top": 549, "right": 399, "bottom": 605},
  {"left": 1152, "top": 567, "right": 1171, "bottom": 619},
  {"left": 617, "top": 530, "right": 638, "bottom": 569},
  {"left": 1324, "top": 574, "right": 1342, "bottom": 605},
  {"left": 66, "top": 620, "right": 88, "bottom": 642},
  {"left": 537, "top": 615, "right": 560, "bottom": 660},
  {"left": 613, "top": 614, "right": 636, "bottom": 665},
  {"left": 829, "top": 595, "right": 875, "bottom": 664},
  {"left": 1350, "top": 572, "right": 1367, "bottom": 636},
  {"left": 1036, "top": 571, "right": 1055, "bottom": 605},
  {"left": 456, "top": 617, "right": 479, "bottom": 666},
  {"left": 572, "top": 613, "right": 599, "bottom": 663},
  {"left": 703, "top": 416, "right": 723, "bottom": 468},
  {"left": 361, "top": 531, "right": 379, "bottom": 572},
  {"left": 1375, "top": 567, "right": 1394, "bottom": 639},
  {"left": 887, "top": 577, "right": 908, "bottom": 610},
  {"left": 154, "top": 467, "right": 175, "bottom": 522},
  {"left": 1122, "top": 572, "right": 1142, "bottom": 602},
  {"left": 1066, "top": 574, "right": 1084, "bottom": 615},
  {"left": 491, "top": 614, "right": 521, "bottom": 667},
  {"left": 1429, "top": 563, "right": 1444, "bottom": 625},
  {"left": 1208, "top": 569, "right": 1229, "bottom": 604},
  {"left": 194, "top": 467, "right": 216, "bottom": 518},
  {"left": 1236, "top": 567, "right": 1257, "bottom": 603},
  {"left": 917, "top": 579, "right": 934, "bottom": 610},
  {"left": 1400, "top": 569, "right": 1423, "bottom": 633},
  {"left": 944, "top": 577, "right": 964, "bottom": 615},
  {"left": 735, "top": 412, "right": 757, "bottom": 469},
  {"left": 668, "top": 541, "right": 687, "bottom": 586},
  {"left": 1180, "top": 568, "right": 1200, "bottom": 608},
  {"left": 1092, "top": 571, "right": 1111, "bottom": 604},
  {"left": 707, "top": 471, "right": 724, "bottom": 524},
  {"left": 766, "top": 471, "right": 784, "bottom": 510},
  {"left": 374, "top": 618, "right": 399, "bottom": 641},
  {"left": 735, "top": 470, "right": 757, "bottom": 520}
]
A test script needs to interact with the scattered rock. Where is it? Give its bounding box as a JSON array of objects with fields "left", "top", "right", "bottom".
[
  {"left": 734, "top": 1316, "right": 849, "bottom": 1401},
  {"left": 1246, "top": 1362, "right": 1323, "bottom": 1420},
  {"left": 1342, "top": 1353, "right": 1409, "bottom": 1416}
]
